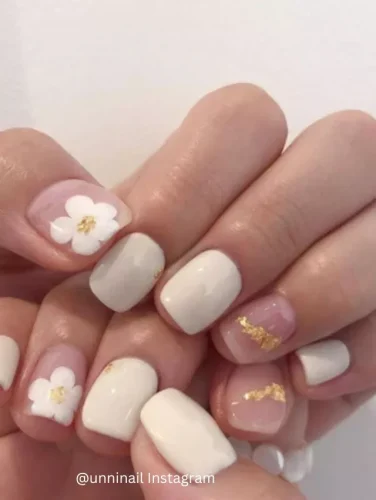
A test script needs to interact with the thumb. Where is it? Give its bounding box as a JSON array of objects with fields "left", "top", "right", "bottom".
[
  {"left": 0, "top": 128, "right": 131, "bottom": 270},
  {"left": 131, "top": 389, "right": 304, "bottom": 500}
]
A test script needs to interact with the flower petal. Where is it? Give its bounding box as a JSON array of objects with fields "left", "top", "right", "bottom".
[
  {"left": 50, "top": 217, "right": 74, "bottom": 244},
  {"left": 28, "top": 378, "right": 51, "bottom": 402},
  {"left": 50, "top": 366, "right": 76, "bottom": 389},
  {"left": 65, "top": 195, "right": 95, "bottom": 219},
  {"left": 90, "top": 219, "right": 120, "bottom": 242},
  {"left": 53, "top": 406, "right": 75, "bottom": 426},
  {"left": 31, "top": 400, "right": 55, "bottom": 419},
  {"left": 92, "top": 202, "right": 118, "bottom": 220},
  {"left": 67, "top": 385, "right": 83, "bottom": 411},
  {"left": 71, "top": 233, "right": 101, "bottom": 255}
]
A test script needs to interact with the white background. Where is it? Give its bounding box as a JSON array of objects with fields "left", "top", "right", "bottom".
[{"left": 2, "top": 1, "right": 376, "bottom": 498}]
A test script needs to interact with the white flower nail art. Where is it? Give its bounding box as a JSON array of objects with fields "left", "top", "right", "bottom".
[
  {"left": 50, "top": 195, "right": 120, "bottom": 255},
  {"left": 28, "top": 366, "right": 83, "bottom": 426}
]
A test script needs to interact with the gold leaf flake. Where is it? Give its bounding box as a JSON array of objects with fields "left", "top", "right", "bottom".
[
  {"left": 243, "top": 383, "right": 286, "bottom": 403},
  {"left": 237, "top": 316, "right": 282, "bottom": 351}
]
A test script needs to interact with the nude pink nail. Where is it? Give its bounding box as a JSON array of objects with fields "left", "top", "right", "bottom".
[
  {"left": 226, "top": 364, "right": 287, "bottom": 434},
  {"left": 216, "top": 294, "right": 296, "bottom": 363},
  {"left": 26, "top": 344, "right": 86, "bottom": 426},
  {"left": 27, "top": 179, "right": 132, "bottom": 256}
]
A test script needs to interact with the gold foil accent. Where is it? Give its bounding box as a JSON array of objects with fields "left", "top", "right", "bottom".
[
  {"left": 49, "top": 386, "right": 66, "bottom": 404},
  {"left": 243, "top": 383, "right": 286, "bottom": 403},
  {"left": 104, "top": 363, "right": 114, "bottom": 374},
  {"left": 154, "top": 269, "right": 163, "bottom": 281},
  {"left": 77, "top": 215, "right": 96, "bottom": 234},
  {"left": 237, "top": 316, "right": 282, "bottom": 351}
]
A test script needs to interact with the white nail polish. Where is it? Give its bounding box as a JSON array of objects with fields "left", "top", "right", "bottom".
[
  {"left": 296, "top": 340, "right": 350, "bottom": 386},
  {"left": 252, "top": 444, "right": 284, "bottom": 476},
  {"left": 229, "top": 438, "right": 253, "bottom": 460},
  {"left": 282, "top": 446, "right": 314, "bottom": 483},
  {"left": 0, "top": 336, "right": 20, "bottom": 390},
  {"left": 140, "top": 388, "right": 237, "bottom": 476},
  {"left": 90, "top": 233, "right": 165, "bottom": 312},
  {"left": 160, "top": 250, "right": 241, "bottom": 334},
  {"left": 82, "top": 358, "right": 158, "bottom": 441}
]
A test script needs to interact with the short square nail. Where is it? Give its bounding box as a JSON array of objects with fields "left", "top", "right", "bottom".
[
  {"left": 218, "top": 294, "right": 296, "bottom": 362},
  {"left": 82, "top": 358, "right": 158, "bottom": 441},
  {"left": 27, "top": 344, "right": 86, "bottom": 426},
  {"left": 0, "top": 336, "right": 20, "bottom": 390},
  {"left": 225, "top": 364, "right": 287, "bottom": 434},
  {"left": 27, "top": 179, "right": 132, "bottom": 256},
  {"left": 160, "top": 250, "right": 242, "bottom": 335},
  {"left": 89, "top": 233, "right": 165, "bottom": 312}
]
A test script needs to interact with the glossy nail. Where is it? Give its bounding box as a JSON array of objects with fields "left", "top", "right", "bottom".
[
  {"left": 217, "top": 294, "right": 296, "bottom": 362},
  {"left": 141, "top": 388, "right": 237, "bottom": 476},
  {"left": 253, "top": 444, "right": 285, "bottom": 475},
  {"left": 282, "top": 446, "right": 314, "bottom": 483},
  {"left": 160, "top": 250, "right": 242, "bottom": 335},
  {"left": 27, "top": 344, "right": 86, "bottom": 426},
  {"left": 82, "top": 358, "right": 158, "bottom": 441},
  {"left": 226, "top": 364, "right": 287, "bottom": 434},
  {"left": 0, "top": 336, "right": 20, "bottom": 390},
  {"left": 296, "top": 340, "right": 350, "bottom": 386},
  {"left": 90, "top": 233, "right": 165, "bottom": 312},
  {"left": 27, "top": 179, "right": 132, "bottom": 256}
]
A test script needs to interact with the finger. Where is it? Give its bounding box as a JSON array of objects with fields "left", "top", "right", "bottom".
[
  {"left": 0, "top": 128, "right": 131, "bottom": 269},
  {"left": 77, "top": 305, "right": 207, "bottom": 456},
  {"left": 213, "top": 185, "right": 376, "bottom": 365},
  {"left": 131, "top": 390, "right": 304, "bottom": 500},
  {"left": 10, "top": 274, "right": 110, "bottom": 442},
  {"left": 157, "top": 111, "right": 376, "bottom": 335},
  {"left": 89, "top": 83, "right": 287, "bottom": 312},
  {"left": 0, "top": 299, "right": 37, "bottom": 408},
  {"left": 291, "top": 310, "right": 376, "bottom": 398}
]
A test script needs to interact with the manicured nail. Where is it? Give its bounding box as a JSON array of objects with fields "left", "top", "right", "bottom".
[
  {"left": 282, "top": 446, "right": 314, "bottom": 483},
  {"left": 252, "top": 444, "right": 285, "bottom": 476},
  {"left": 217, "top": 294, "right": 295, "bottom": 362},
  {"left": 296, "top": 340, "right": 350, "bottom": 386},
  {"left": 89, "top": 233, "right": 165, "bottom": 312},
  {"left": 226, "top": 364, "right": 287, "bottom": 435},
  {"left": 82, "top": 358, "right": 158, "bottom": 441},
  {"left": 0, "top": 336, "right": 20, "bottom": 390},
  {"left": 140, "top": 388, "right": 237, "bottom": 476},
  {"left": 160, "top": 250, "right": 242, "bottom": 335},
  {"left": 229, "top": 438, "right": 253, "bottom": 460},
  {"left": 27, "top": 344, "right": 86, "bottom": 426},
  {"left": 27, "top": 179, "right": 132, "bottom": 256}
]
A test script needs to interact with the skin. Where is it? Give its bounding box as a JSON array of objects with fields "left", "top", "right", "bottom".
[{"left": 0, "top": 83, "right": 375, "bottom": 497}]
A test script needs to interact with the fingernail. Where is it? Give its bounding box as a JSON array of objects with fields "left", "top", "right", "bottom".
[
  {"left": 89, "top": 233, "right": 165, "bottom": 312},
  {"left": 296, "top": 340, "right": 350, "bottom": 386},
  {"left": 252, "top": 444, "right": 285, "bottom": 476},
  {"left": 282, "top": 446, "right": 314, "bottom": 483},
  {"left": 27, "top": 344, "right": 86, "bottom": 426},
  {"left": 140, "top": 388, "right": 237, "bottom": 476},
  {"left": 225, "top": 364, "right": 287, "bottom": 434},
  {"left": 229, "top": 438, "right": 253, "bottom": 460},
  {"left": 217, "top": 294, "right": 296, "bottom": 362},
  {"left": 0, "top": 336, "right": 20, "bottom": 390},
  {"left": 160, "top": 250, "right": 242, "bottom": 335},
  {"left": 27, "top": 179, "right": 132, "bottom": 256},
  {"left": 82, "top": 358, "right": 158, "bottom": 441}
]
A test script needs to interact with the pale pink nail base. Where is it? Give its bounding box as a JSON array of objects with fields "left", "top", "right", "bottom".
[
  {"left": 26, "top": 344, "right": 86, "bottom": 426},
  {"left": 217, "top": 294, "right": 296, "bottom": 363},
  {"left": 226, "top": 364, "right": 287, "bottom": 434},
  {"left": 27, "top": 179, "right": 132, "bottom": 256}
]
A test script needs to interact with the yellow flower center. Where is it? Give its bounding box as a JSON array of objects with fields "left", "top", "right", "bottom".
[
  {"left": 49, "top": 386, "right": 66, "bottom": 404},
  {"left": 77, "top": 215, "right": 96, "bottom": 234}
]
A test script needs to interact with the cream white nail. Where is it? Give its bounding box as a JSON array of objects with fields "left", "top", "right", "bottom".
[
  {"left": 140, "top": 388, "right": 237, "bottom": 476},
  {"left": 229, "top": 438, "right": 253, "bottom": 460},
  {"left": 252, "top": 444, "right": 285, "bottom": 476},
  {"left": 296, "top": 340, "right": 350, "bottom": 386},
  {"left": 0, "top": 336, "right": 20, "bottom": 390},
  {"left": 82, "top": 358, "right": 158, "bottom": 441},
  {"left": 282, "top": 446, "right": 314, "bottom": 483},
  {"left": 160, "top": 250, "right": 241, "bottom": 334},
  {"left": 90, "top": 233, "right": 165, "bottom": 312}
]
